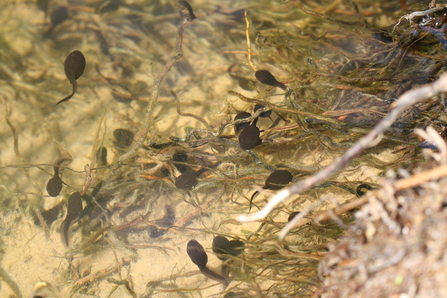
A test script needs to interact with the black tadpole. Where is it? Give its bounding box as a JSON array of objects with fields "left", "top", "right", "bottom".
[
  {"left": 175, "top": 168, "right": 207, "bottom": 190},
  {"left": 66, "top": 192, "right": 83, "bottom": 221},
  {"left": 227, "top": 64, "right": 256, "bottom": 91},
  {"left": 255, "top": 70, "right": 287, "bottom": 90},
  {"left": 172, "top": 151, "right": 190, "bottom": 174},
  {"left": 186, "top": 240, "right": 227, "bottom": 283},
  {"left": 254, "top": 104, "right": 272, "bottom": 119},
  {"left": 56, "top": 50, "right": 86, "bottom": 105},
  {"left": 234, "top": 111, "right": 252, "bottom": 134},
  {"left": 238, "top": 122, "right": 261, "bottom": 150},
  {"left": 249, "top": 170, "right": 293, "bottom": 211},
  {"left": 61, "top": 192, "right": 83, "bottom": 247},
  {"left": 44, "top": 6, "right": 68, "bottom": 38},
  {"left": 212, "top": 236, "right": 245, "bottom": 261},
  {"left": 113, "top": 128, "right": 135, "bottom": 149},
  {"left": 264, "top": 169, "right": 293, "bottom": 190},
  {"left": 46, "top": 174, "right": 63, "bottom": 197}
]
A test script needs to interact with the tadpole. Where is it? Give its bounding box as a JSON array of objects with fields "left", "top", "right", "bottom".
[
  {"left": 173, "top": 151, "right": 190, "bottom": 174},
  {"left": 56, "top": 50, "right": 86, "bottom": 105},
  {"left": 249, "top": 170, "right": 293, "bottom": 211},
  {"left": 227, "top": 64, "right": 256, "bottom": 91},
  {"left": 212, "top": 236, "right": 245, "bottom": 261},
  {"left": 67, "top": 192, "right": 83, "bottom": 221},
  {"left": 186, "top": 240, "right": 227, "bottom": 283},
  {"left": 96, "top": 146, "right": 108, "bottom": 166},
  {"left": 46, "top": 174, "right": 63, "bottom": 197},
  {"left": 238, "top": 122, "right": 261, "bottom": 150},
  {"left": 44, "top": 6, "right": 68, "bottom": 38},
  {"left": 150, "top": 205, "right": 175, "bottom": 238},
  {"left": 61, "top": 192, "right": 83, "bottom": 247},
  {"left": 356, "top": 183, "right": 375, "bottom": 196},
  {"left": 175, "top": 168, "right": 207, "bottom": 190},
  {"left": 234, "top": 111, "right": 252, "bottom": 135},
  {"left": 264, "top": 169, "right": 293, "bottom": 190},
  {"left": 255, "top": 70, "right": 287, "bottom": 90},
  {"left": 288, "top": 211, "right": 300, "bottom": 222},
  {"left": 254, "top": 104, "right": 272, "bottom": 119},
  {"left": 113, "top": 128, "right": 135, "bottom": 149}
]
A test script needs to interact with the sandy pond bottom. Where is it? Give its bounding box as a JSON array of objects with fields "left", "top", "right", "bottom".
[{"left": 2, "top": 0, "right": 442, "bottom": 297}]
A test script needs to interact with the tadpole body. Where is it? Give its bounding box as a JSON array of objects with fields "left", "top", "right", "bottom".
[
  {"left": 96, "top": 146, "right": 108, "bottom": 166},
  {"left": 254, "top": 104, "right": 272, "bottom": 118},
  {"left": 56, "top": 50, "right": 86, "bottom": 105},
  {"left": 149, "top": 205, "right": 175, "bottom": 238},
  {"left": 356, "top": 183, "right": 374, "bottom": 196},
  {"left": 288, "top": 211, "right": 300, "bottom": 222},
  {"left": 250, "top": 170, "right": 293, "bottom": 211},
  {"left": 46, "top": 174, "right": 63, "bottom": 197},
  {"left": 175, "top": 168, "right": 207, "bottom": 190},
  {"left": 173, "top": 151, "right": 190, "bottom": 174},
  {"left": 255, "top": 70, "right": 287, "bottom": 90},
  {"left": 44, "top": 6, "right": 68, "bottom": 38},
  {"left": 212, "top": 236, "right": 245, "bottom": 261},
  {"left": 238, "top": 123, "right": 261, "bottom": 150},
  {"left": 187, "top": 240, "right": 227, "bottom": 283},
  {"left": 67, "top": 192, "right": 83, "bottom": 221},
  {"left": 61, "top": 192, "right": 83, "bottom": 247},
  {"left": 234, "top": 111, "right": 252, "bottom": 134},
  {"left": 187, "top": 240, "right": 208, "bottom": 267},
  {"left": 228, "top": 64, "right": 256, "bottom": 91},
  {"left": 264, "top": 169, "right": 293, "bottom": 190},
  {"left": 113, "top": 128, "right": 135, "bottom": 149}
]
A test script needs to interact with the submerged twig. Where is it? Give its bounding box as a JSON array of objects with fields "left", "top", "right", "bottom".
[{"left": 238, "top": 74, "right": 447, "bottom": 240}]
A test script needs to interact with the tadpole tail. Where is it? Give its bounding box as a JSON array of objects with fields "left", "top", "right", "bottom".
[
  {"left": 60, "top": 217, "right": 73, "bottom": 247},
  {"left": 198, "top": 265, "right": 227, "bottom": 283},
  {"left": 249, "top": 190, "right": 260, "bottom": 212},
  {"left": 56, "top": 81, "right": 77, "bottom": 105}
]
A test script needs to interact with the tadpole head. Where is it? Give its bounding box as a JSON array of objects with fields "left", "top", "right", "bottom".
[
  {"left": 212, "top": 236, "right": 245, "bottom": 260},
  {"left": 113, "top": 128, "right": 135, "bottom": 149},
  {"left": 255, "top": 70, "right": 286, "bottom": 90},
  {"left": 64, "top": 50, "right": 86, "bottom": 82},
  {"left": 212, "top": 236, "right": 230, "bottom": 260},
  {"left": 264, "top": 170, "right": 293, "bottom": 190},
  {"left": 187, "top": 240, "right": 208, "bottom": 268},
  {"left": 96, "top": 146, "right": 108, "bottom": 166},
  {"left": 173, "top": 151, "right": 190, "bottom": 174},
  {"left": 226, "top": 240, "right": 245, "bottom": 256},
  {"left": 67, "top": 192, "right": 83, "bottom": 221},
  {"left": 288, "top": 211, "right": 300, "bottom": 222},
  {"left": 356, "top": 183, "right": 374, "bottom": 196},
  {"left": 175, "top": 168, "right": 199, "bottom": 190},
  {"left": 46, "top": 174, "right": 63, "bottom": 197},
  {"left": 234, "top": 111, "right": 251, "bottom": 134},
  {"left": 50, "top": 6, "right": 68, "bottom": 27},
  {"left": 254, "top": 104, "right": 272, "bottom": 118},
  {"left": 238, "top": 123, "right": 261, "bottom": 150}
]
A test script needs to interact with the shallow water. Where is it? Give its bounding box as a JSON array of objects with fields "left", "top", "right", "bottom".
[{"left": 0, "top": 0, "right": 445, "bottom": 297}]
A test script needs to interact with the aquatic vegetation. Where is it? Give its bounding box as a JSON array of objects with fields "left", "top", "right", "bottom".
[{"left": 2, "top": 0, "right": 447, "bottom": 297}]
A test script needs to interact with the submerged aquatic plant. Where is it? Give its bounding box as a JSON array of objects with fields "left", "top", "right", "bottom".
[{"left": 1, "top": 0, "right": 447, "bottom": 297}]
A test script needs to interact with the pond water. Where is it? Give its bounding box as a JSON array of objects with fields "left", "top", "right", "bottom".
[{"left": 0, "top": 0, "right": 445, "bottom": 297}]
